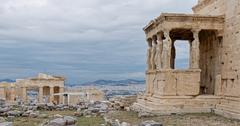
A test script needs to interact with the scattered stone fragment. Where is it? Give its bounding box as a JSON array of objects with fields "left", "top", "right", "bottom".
[
  {"left": 138, "top": 112, "right": 154, "bottom": 118},
  {"left": 54, "top": 114, "right": 63, "bottom": 118},
  {"left": 0, "top": 122, "right": 13, "bottom": 126},
  {"left": 63, "top": 116, "right": 77, "bottom": 125},
  {"left": 139, "top": 120, "right": 163, "bottom": 126},
  {"left": 73, "top": 112, "right": 83, "bottom": 117},
  {"left": 0, "top": 117, "right": 6, "bottom": 123},
  {"left": 29, "top": 112, "right": 38, "bottom": 118},
  {"left": 48, "top": 118, "right": 66, "bottom": 126},
  {"left": 121, "top": 122, "right": 131, "bottom": 126},
  {"left": 0, "top": 107, "right": 9, "bottom": 113},
  {"left": 7, "top": 116, "right": 14, "bottom": 122},
  {"left": 39, "top": 114, "right": 49, "bottom": 118},
  {"left": 7, "top": 110, "right": 21, "bottom": 117}
]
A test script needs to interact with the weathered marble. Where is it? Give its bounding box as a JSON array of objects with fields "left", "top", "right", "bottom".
[
  {"left": 0, "top": 73, "right": 65, "bottom": 105},
  {"left": 133, "top": 0, "right": 240, "bottom": 120}
]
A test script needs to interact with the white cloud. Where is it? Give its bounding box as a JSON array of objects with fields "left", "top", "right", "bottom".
[{"left": 0, "top": 0, "right": 197, "bottom": 83}]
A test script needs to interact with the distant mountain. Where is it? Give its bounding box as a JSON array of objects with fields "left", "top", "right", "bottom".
[
  {"left": 81, "top": 79, "right": 145, "bottom": 86},
  {"left": 0, "top": 79, "right": 15, "bottom": 83}
]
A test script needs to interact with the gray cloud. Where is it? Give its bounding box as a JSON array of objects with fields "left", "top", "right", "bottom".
[{"left": 0, "top": 0, "right": 197, "bottom": 84}]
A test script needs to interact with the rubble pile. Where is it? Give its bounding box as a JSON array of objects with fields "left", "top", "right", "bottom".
[
  {"left": 43, "top": 115, "right": 77, "bottom": 126},
  {"left": 108, "top": 95, "right": 137, "bottom": 111},
  {"left": 74, "top": 101, "right": 109, "bottom": 117},
  {"left": 0, "top": 95, "right": 149, "bottom": 126}
]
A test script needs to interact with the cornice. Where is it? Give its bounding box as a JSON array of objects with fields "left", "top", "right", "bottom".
[{"left": 143, "top": 13, "right": 225, "bottom": 35}]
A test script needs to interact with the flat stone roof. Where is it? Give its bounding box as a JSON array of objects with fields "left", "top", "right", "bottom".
[{"left": 143, "top": 13, "right": 225, "bottom": 39}]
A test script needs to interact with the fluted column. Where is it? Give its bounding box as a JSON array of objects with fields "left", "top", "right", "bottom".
[
  {"left": 59, "top": 87, "right": 64, "bottom": 104},
  {"left": 155, "top": 32, "right": 163, "bottom": 70},
  {"left": 38, "top": 86, "right": 43, "bottom": 103},
  {"left": 146, "top": 38, "right": 153, "bottom": 70},
  {"left": 162, "top": 29, "right": 172, "bottom": 69},
  {"left": 191, "top": 29, "right": 201, "bottom": 69},
  {"left": 49, "top": 86, "right": 54, "bottom": 103}
]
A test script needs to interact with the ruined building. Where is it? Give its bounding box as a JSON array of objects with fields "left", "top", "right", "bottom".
[
  {"left": 55, "top": 87, "right": 105, "bottom": 105},
  {"left": 0, "top": 73, "right": 65, "bottom": 104},
  {"left": 133, "top": 0, "right": 240, "bottom": 119}
]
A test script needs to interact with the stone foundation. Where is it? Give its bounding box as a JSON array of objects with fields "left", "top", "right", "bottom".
[{"left": 133, "top": 95, "right": 221, "bottom": 115}]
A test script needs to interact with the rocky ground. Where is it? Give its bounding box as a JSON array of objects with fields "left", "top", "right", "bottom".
[
  {"left": 105, "top": 111, "right": 240, "bottom": 126},
  {"left": 0, "top": 96, "right": 240, "bottom": 126}
]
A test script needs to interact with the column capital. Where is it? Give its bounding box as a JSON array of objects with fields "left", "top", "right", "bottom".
[
  {"left": 152, "top": 38, "right": 157, "bottom": 45},
  {"left": 147, "top": 38, "right": 153, "bottom": 47},
  {"left": 162, "top": 28, "right": 170, "bottom": 33},
  {"left": 215, "top": 30, "right": 223, "bottom": 37},
  {"left": 191, "top": 28, "right": 201, "bottom": 34},
  {"left": 156, "top": 32, "right": 163, "bottom": 41}
]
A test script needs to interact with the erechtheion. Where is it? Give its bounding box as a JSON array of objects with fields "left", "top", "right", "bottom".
[
  {"left": 133, "top": 0, "right": 240, "bottom": 120},
  {"left": 0, "top": 73, "right": 65, "bottom": 104}
]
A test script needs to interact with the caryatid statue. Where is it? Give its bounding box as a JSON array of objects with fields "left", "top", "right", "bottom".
[
  {"left": 191, "top": 29, "right": 200, "bottom": 69},
  {"left": 155, "top": 33, "right": 163, "bottom": 70},
  {"left": 147, "top": 39, "right": 153, "bottom": 70},
  {"left": 151, "top": 38, "right": 157, "bottom": 70},
  {"left": 161, "top": 30, "right": 172, "bottom": 69}
]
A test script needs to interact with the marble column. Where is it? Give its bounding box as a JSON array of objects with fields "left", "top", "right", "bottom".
[
  {"left": 191, "top": 29, "right": 201, "bottom": 69},
  {"left": 67, "top": 94, "right": 70, "bottom": 105},
  {"left": 49, "top": 86, "right": 54, "bottom": 103},
  {"left": 155, "top": 32, "right": 163, "bottom": 70},
  {"left": 59, "top": 87, "right": 64, "bottom": 104},
  {"left": 38, "top": 86, "right": 43, "bottom": 103},
  {"left": 162, "top": 29, "right": 172, "bottom": 69},
  {"left": 147, "top": 38, "right": 153, "bottom": 70}
]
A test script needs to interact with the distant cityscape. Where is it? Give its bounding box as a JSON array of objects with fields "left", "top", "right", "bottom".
[
  {"left": 0, "top": 78, "right": 146, "bottom": 98},
  {"left": 67, "top": 79, "right": 146, "bottom": 98}
]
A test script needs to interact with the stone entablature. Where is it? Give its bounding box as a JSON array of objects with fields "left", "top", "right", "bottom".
[
  {"left": 144, "top": 13, "right": 224, "bottom": 39},
  {"left": 29, "top": 73, "right": 65, "bottom": 81}
]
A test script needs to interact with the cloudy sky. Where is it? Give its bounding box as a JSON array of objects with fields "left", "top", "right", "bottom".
[{"left": 0, "top": 0, "right": 197, "bottom": 84}]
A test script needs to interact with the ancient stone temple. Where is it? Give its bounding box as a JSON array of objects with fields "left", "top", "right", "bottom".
[
  {"left": 133, "top": 0, "right": 240, "bottom": 119},
  {"left": 0, "top": 73, "right": 65, "bottom": 104}
]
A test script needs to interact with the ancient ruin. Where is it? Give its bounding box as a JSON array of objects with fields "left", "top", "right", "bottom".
[
  {"left": 55, "top": 87, "right": 105, "bottom": 105},
  {"left": 133, "top": 0, "right": 240, "bottom": 120},
  {"left": 0, "top": 73, "right": 65, "bottom": 104}
]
